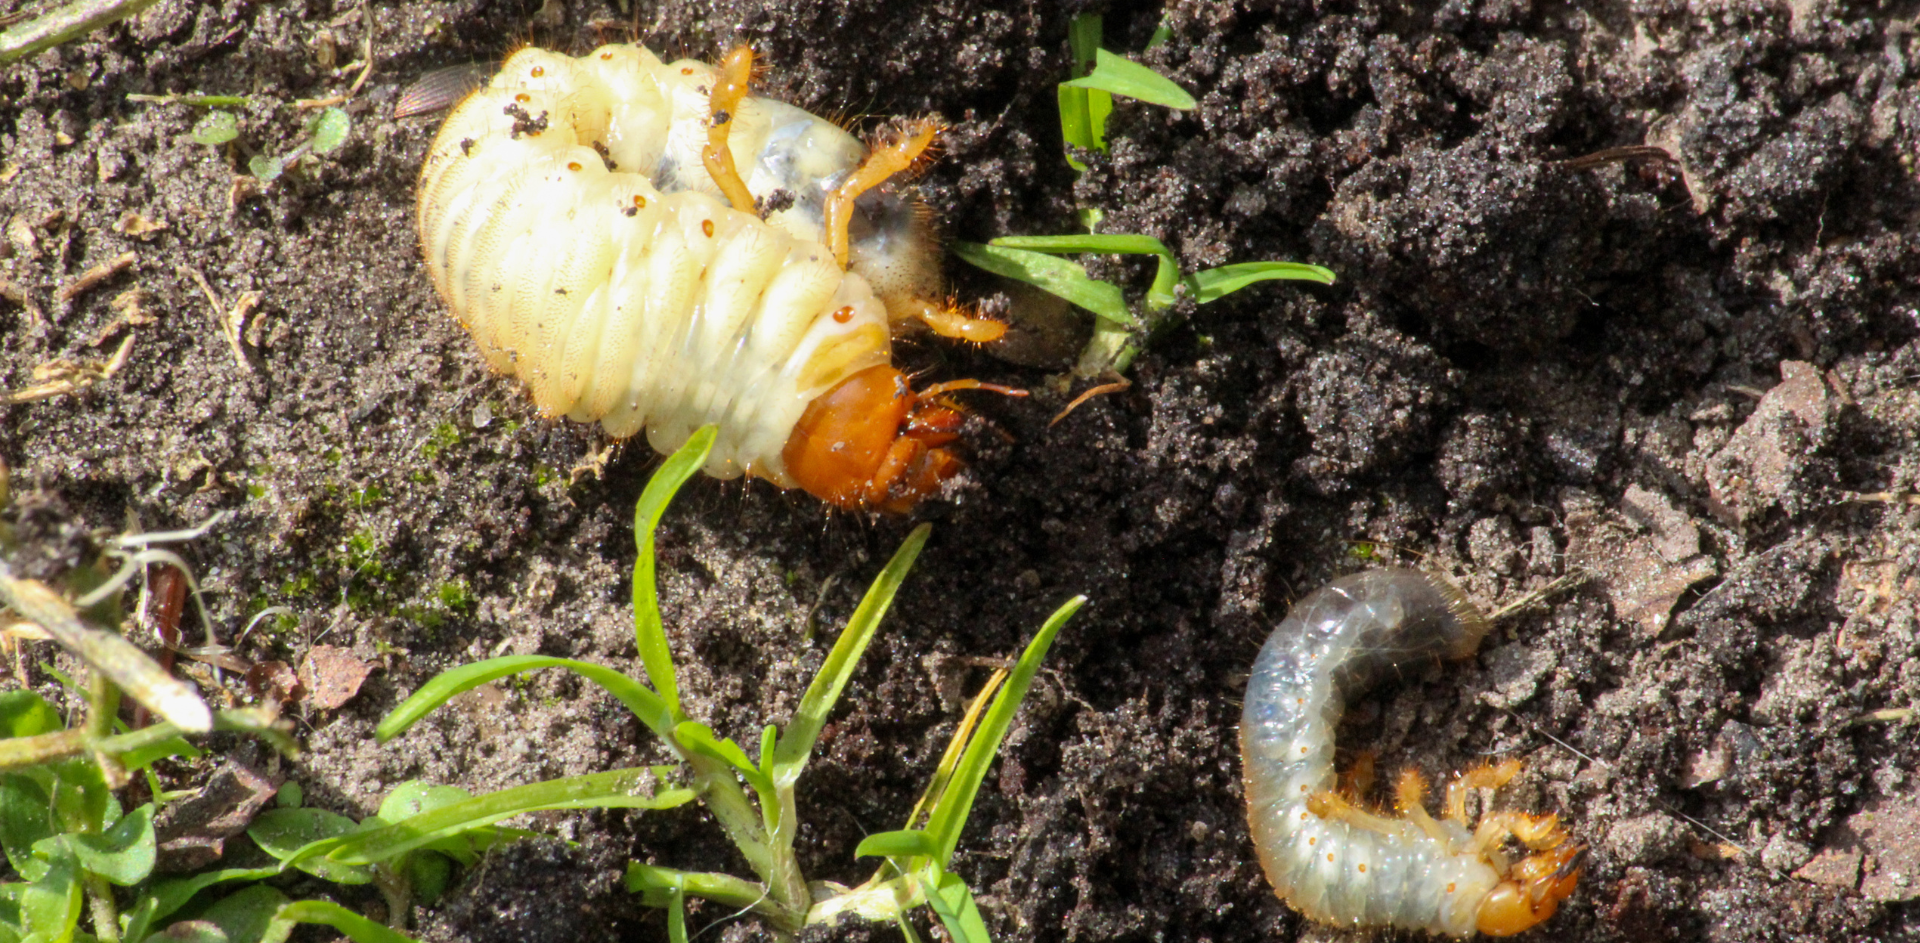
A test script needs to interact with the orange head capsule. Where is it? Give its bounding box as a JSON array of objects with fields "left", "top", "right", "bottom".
[
  {"left": 1475, "top": 843, "right": 1586, "bottom": 936},
  {"left": 781, "top": 365, "right": 968, "bottom": 513}
]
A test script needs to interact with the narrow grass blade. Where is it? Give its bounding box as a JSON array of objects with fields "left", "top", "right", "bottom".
[
  {"left": 666, "top": 888, "right": 688, "bottom": 943},
  {"left": 1185, "top": 261, "right": 1336, "bottom": 302},
  {"left": 1063, "top": 49, "right": 1197, "bottom": 109},
  {"left": 128, "top": 92, "right": 251, "bottom": 107},
  {"left": 673, "top": 721, "right": 771, "bottom": 793},
  {"left": 853, "top": 829, "right": 939, "bottom": 860},
  {"left": 772, "top": 525, "right": 930, "bottom": 784},
  {"left": 987, "top": 235, "right": 1184, "bottom": 313},
  {"left": 1146, "top": 254, "right": 1179, "bottom": 312},
  {"left": 269, "top": 900, "right": 419, "bottom": 943},
  {"left": 951, "top": 243, "right": 1136, "bottom": 327},
  {"left": 375, "top": 656, "right": 671, "bottom": 742},
  {"left": 0, "top": 0, "right": 163, "bottom": 66},
  {"left": 925, "top": 871, "right": 993, "bottom": 943},
  {"left": 925, "top": 597, "right": 1085, "bottom": 866},
  {"left": 1059, "top": 13, "right": 1110, "bottom": 166},
  {"left": 326, "top": 767, "right": 694, "bottom": 866},
  {"left": 905, "top": 672, "right": 1005, "bottom": 830},
  {"left": 624, "top": 863, "right": 771, "bottom": 914},
  {"left": 1058, "top": 85, "right": 1094, "bottom": 170},
  {"left": 989, "top": 234, "right": 1170, "bottom": 256},
  {"left": 634, "top": 425, "right": 717, "bottom": 717}
]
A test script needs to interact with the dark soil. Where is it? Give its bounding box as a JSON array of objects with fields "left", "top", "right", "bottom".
[{"left": 5, "top": 1, "right": 1920, "bottom": 941}]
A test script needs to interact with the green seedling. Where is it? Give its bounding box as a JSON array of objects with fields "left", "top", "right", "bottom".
[
  {"left": 0, "top": 680, "right": 535, "bottom": 943},
  {"left": 177, "top": 102, "right": 351, "bottom": 183},
  {"left": 377, "top": 426, "right": 1084, "bottom": 942},
  {"left": 0, "top": 771, "right": 523, "bottom": 943},
  {"left": 0, "top": 689, "right": 308, "bottom": 943},
  {"left": 0, "top": 509, "right": 312, "bottom": 942},
  {"left": 954, "top": 236, "right": 1334, "bottom": 375},
  {"left": 960, "top": 14, "right": 1335, "bottom": 376},
  {"left": 1057, "top": 15, "right": 1194, "bottom": 171}
]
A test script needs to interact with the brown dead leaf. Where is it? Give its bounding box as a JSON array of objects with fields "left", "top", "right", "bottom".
[
  {"left": 1794, "top": 845, "right": 1863, "bottom": 890},
  {"left": 246, "top": 659, "right": 301, "bottom": 704},
  {"left": 1705, "top": 361, "right": 1838, "bottom": 524},
  {"left": 1567, "top": 500, "right": 1718, "bottom": 636},
  {"left": 153, "top": 761, "right": 279, "bottom": 872},
  {"left": 1689, "top": 839, "right": 1745, "bottom": 862},
  {"left": 298, "top": 644, "right": 372, "bottom": 709}
]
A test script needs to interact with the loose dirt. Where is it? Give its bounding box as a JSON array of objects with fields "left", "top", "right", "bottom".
[{"left": 4, "top": 1, "right": 1918, "bottom": 941}]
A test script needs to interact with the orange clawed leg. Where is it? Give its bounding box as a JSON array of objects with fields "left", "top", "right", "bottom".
[
  {"left": 703, "top": 45, "right": 760, "bottom": 213},
  {"left": 820, "top": 122, "right": 1007, "bottom": 344},
  {"left": 1445, "top": 758, "right": 1523, "bottom": 824},
  {"left": 891, "top": 295, "right": 1009, "bottom": 344},
  {"left": 1394, "top": 768, "right": 1456, "bottom": 843},
  {"left": 824, "top": 120, "right": 938, "bottom": 269}
]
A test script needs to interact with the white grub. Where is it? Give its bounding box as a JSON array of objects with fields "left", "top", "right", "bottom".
[
  {"left": 1239, "top": 568, "right": 1583, "bottom": 937},
  {"left": 415, "top": 45, "right": 999, "bottom": 510}
]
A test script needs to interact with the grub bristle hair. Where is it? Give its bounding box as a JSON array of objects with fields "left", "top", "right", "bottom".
[{"left": 412, "top": 43, "right": 1013, "bottom": 511}]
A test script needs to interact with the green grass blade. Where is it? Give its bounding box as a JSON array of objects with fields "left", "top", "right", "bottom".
[
  {"left": 925, "top": 871, "right": 993, "bottom": 943},
  {"left": 1068, "top": 15, "right": 1102, "bottom": 77},
  {"left": 326, "top": 767, "right": 694, "bottom": 866},
  {"left": 772, "top": 525, "right": 930, "bottom": 784},
  {"left": 269, "top": 900, "right": 418, "bottom": 943},
  {"left": 634, "top": 425, "right": 718, "bottom": 717},
  {"left": 1184, "top": 261, "right": 1336, "bottom": 302},
  {"left": 375, "top": 656, "right": 672, "bottom": 742},
  {"left": 1146, "top": 254, "right": 1180, "bottom": 312},
  {"left": 950, "top": 243, "right": 1137, "bottom": 327},
  {"left": 989, "top": 234, "right": 1170, "bottom": 256},
  {"left": 853, "top": 829, "right": 938, "bottom": 860},
  {"left": 624, "top": 863, "right": 772, "bottom": 914},
  {"left": 1059, "top": 13, "right": 1108, "bottom": 165},
  {"left": 1058, "top": 85, "right": 1093, "bottom": 169},
  {"left": 673, "top": 722, "right": 771, "bottom": 793},
  {"left": 1063, "top": 49, "right": 1197, "bottom": 109},
  {"left": 666, "top": 888, "right": 688, "bottom": 943},
  {"left": 925, "top": 597, "right": 1085, "bottom": 866},
  {"left": 987, "top": 235, "right": 1184, "bottom": 313}
]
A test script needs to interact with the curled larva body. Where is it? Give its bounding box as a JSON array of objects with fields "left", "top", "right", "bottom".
[
  {"left": 1240, "top": 568, "right": 1582, "bottom": 937},
  {"left": 415, "top": 44, "right": 1004, "bottom": 510}
]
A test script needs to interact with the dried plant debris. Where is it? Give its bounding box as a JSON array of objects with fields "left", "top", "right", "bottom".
[
  {"left": 296, "top": 644, "right": 372, "bottom": 710},
  {"left": 153, "top": 760, "right": 280, "bottom": 871},
  {"left": 1566, "top": 486, "right": 1718, "bottom": 637},
  {"left": 1705, "top": 361, "right": 1845, "bottom": 525}
]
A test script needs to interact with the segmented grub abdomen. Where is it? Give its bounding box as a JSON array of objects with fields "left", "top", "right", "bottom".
[{"left": 415, "top": 44, "right": 920, "bottom": 485}]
